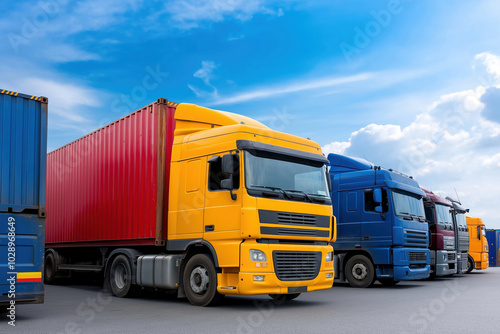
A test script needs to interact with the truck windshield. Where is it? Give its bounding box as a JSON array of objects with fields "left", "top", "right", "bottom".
[
  {"left": 435, "top": 204, "right": 452, "bottom": 226},
  {"left": 455, "top": 213, "right": 467, "bottom": 229},
  {"left": 392, "top": 190, "right": 425, "bottom": 220},
  {"left": 244, "top": 151, "right": 330, "bottom": 204}
]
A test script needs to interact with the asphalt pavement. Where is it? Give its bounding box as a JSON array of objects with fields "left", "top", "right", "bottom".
[{"left": 2, "top": 267, "right": 499, "bottom": 334}]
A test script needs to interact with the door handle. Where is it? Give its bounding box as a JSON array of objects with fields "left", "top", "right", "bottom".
[{"left": 205, "top": 225, "right": 215, "bottom": 232}]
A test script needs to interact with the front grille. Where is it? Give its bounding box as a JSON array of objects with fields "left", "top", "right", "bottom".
[
  {"left": 260, "top": 226, "right": 330, "bottom": 238},
  {"left": 273, "top": 251, "right": 321, "bottom": 281},
  {"left": 404, "top": 229, "right": 428, "bottom": 247},
  {"left": 409, "top": 252, "right": 427, "bottom": 262},
  {"left": 277, "top": 212, "right": 317, "bottom": 226},
  {"left": 259, "top": 210, "right": 330, "bottom": 228},
  {"left": 448, "top": 253, "right": 456, "bottom": 261}
]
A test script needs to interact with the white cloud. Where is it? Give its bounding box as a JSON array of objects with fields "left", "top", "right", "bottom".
[
  {"left": 322, "top": 53, "right": 500, "bottom": 228},
  {"left": 474, "top": 52, "right": 500, "bottom": 84},
  {"left": 21, "top": 77, "right": 101, "bottom": 123},
  {"left": 156, "top": 0, "right": 284, "bottom": 29},
  {"left": 212, "top": 73, "right": 373, "bottom": 105},
  {"left": 42, "top": 44, "right": 101, "bottom": 63},
  {"left": 188, "top": 61, "right": 219, "bottom": 98}
]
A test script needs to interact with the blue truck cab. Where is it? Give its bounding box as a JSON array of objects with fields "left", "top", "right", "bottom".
[{"left": 328, "top": 154, "right": 430, "bottom": 287}]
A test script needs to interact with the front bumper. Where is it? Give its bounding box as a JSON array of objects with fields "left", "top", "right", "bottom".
[
  {"left": 477, "top": 253, "right": 489, "bottom": 270},
  {"left": 217, "top": 241, "right": 334, "bottom": 295},
  {"left": 392, "top": 248, "right": 430, "bottom": 280},
  {"left": 393, "top": 265, "right": 430, "bottom": 280},
  {"left": 432, "top": 250, "right": 457, "bottom": 276}
]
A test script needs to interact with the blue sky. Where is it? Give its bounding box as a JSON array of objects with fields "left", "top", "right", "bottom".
[{"left": 1, "top": 0, "right": 500, "bottom": 227}]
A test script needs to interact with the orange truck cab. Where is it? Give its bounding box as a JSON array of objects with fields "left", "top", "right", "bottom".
[{"left": 466, "top": 216, "right": 489, "bottom": 272}]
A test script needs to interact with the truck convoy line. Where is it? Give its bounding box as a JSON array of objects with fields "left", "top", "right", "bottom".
[
  {"left": 2, "top": 91, "right": 493, "bottom": 310},
  {"left": 44, "top": 99, "right": 336, "bottom": 306},
  {"left": 0, "top": 90, "right": 47, "bottom": 310}
]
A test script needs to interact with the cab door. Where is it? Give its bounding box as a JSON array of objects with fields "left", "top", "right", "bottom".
[
  {"left": 360, "top": 188, "right": 391, "bottom": 249},
  {"left": 203, "top": 152, "right": 242, "bottom": 266},
  {"left": 174, "top": 158, "right": 206, "bottom": 238}
]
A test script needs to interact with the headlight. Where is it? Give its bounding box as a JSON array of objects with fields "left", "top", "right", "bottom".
[
  {"left": 249, "top": 249, "right": 267, "bottom": 262},
  {"left": 326, "top": 252, "right": 333, "bottom": 262}
]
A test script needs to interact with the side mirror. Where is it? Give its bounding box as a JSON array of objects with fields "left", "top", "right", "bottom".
[
  {"left": 221, "top": 154, "right": 237, "bottom": 200},
  {"left": 375, "top": 205, "right": 383, "bottom": 213},
  {"left": 373, "top": 188, "right": 383, "bottom": 204},
  {"left": 477, "top": 226, "right": 481, "bottom": 239},
  {"left": 221, "top": 178, "right": 233, "bottom": 190},
  {"left": 222, "top": 154, "right": 235, "bottom": 175}
]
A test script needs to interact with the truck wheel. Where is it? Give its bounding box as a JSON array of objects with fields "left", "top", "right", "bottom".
[
  {"left": 466, "top": 257, "right": 474, "bottom": 274},
  {"left": 109, "top": 255, "right": 138, "bottom": 298},
  {"left": 345, "top": 255, "right": 375, "bottom": 288},
  {"left": 183, "top": 254, "right": 222, "bottom": 307},
  {"left": 44, "top": 253, "right": 57, "bottom": 284},
  {"left": 269, "top": 293, "right": 301, "bottom": 303},
  {"left": 378, "top": 278, "right": 399, "bottom": 286}
]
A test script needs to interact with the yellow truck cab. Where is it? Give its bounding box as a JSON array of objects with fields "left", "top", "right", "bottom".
[
  {"left": 466, "top": 216, "right": 489, "bottom": 273},
  {"left": 168, "top": 103, "right": 336, "bottom": 305}
]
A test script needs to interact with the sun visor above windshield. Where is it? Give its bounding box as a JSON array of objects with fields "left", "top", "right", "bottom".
[
  {"left": 386, "top": 180, "right": 425, "bottom": 197},
  {"left": 327, "top": 153, "right": 373, "bottom": 172},
  {"left": 236, "top": 140, "right": 329, "bottom": 164}
]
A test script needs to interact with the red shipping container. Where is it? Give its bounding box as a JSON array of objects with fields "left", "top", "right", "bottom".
[{"left": 46, "top": 99, "right": 177, "bottom": 247}]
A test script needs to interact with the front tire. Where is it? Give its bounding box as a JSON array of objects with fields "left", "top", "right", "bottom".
[
  {"left": 345, "top": 255, "right": 375, "bottom": 288},
  {"left": 466, "top": 257, "right": 474, "bottom": 274},
  {"left": 109, "top": 255, "right": 139, "bottom": 298},
  {"left": 183, "top": 254, "right": 222, "bottom": 307}
]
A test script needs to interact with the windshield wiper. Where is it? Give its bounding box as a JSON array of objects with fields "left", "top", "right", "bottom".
[
  {"left": 307, "top": 194, "right": 329, "bottom": 203},
  {"left": 283, "top": 189, "right": 313, "bottom": 202},
  {"left": 250, "top": 185, "right": 291, "bottom": 199},
  {"left": 398, "top": 211, "right": 416, "bottom": 220}
]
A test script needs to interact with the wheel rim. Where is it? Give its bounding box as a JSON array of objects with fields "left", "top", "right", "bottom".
[
  {"left": 190, "top": 265, "right": 209, "bottom": 295},
  {"left": 352, "top": 263, "right": 368, "bottom": 280},
  {"left": 114, "top": 264, "right": 127, "bottom": 289}
]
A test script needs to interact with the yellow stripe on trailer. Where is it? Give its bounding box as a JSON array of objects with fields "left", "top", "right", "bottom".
[{"left": 17, "top": 272, "right": 42, "bottom": 282}]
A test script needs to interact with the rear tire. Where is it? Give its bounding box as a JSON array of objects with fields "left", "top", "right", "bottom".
[
  {"left": 183, "top": 254, "right": 222, "bottom": 307},
  {"left": 378, "top": 278, "right": 399, "bottom": 286},
  {"left": 44, "top": 252, "right": 57, "bottom": 284},
  {"left": 109, "top": 255, "right": 139, "bottom": 298},
  {"left": 345, "top": 255, "right": 375, "bottom": 288},
  {"left": 269, "top": 293, "right": 301, "bottom": 303}
]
